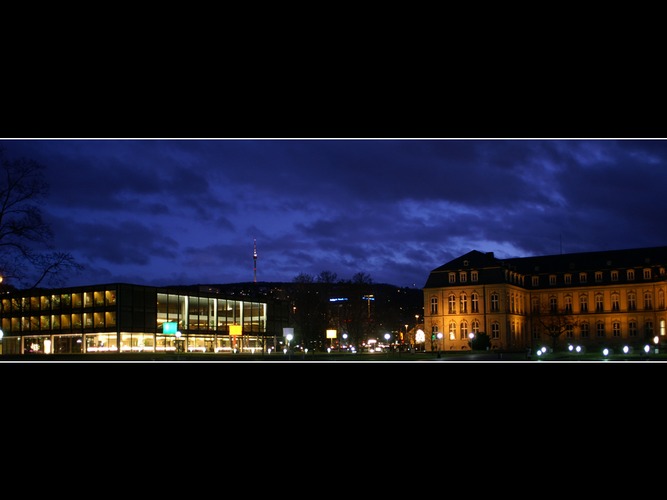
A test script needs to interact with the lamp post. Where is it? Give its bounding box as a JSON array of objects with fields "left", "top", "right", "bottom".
[
  {"left": 468, "top": 332, "right": 475, "bottom": 352},
  {"left": 436, "top": 332, "right": 443, "bottom": 358},
  {"left": 175, "top": 330, "right": 182, "bottom": 353},
  {"left": 413, "top": 314, "right": 419, "bottom": 348}
]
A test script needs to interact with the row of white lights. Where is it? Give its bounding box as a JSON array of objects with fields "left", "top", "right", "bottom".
[{"left": 533, "top": 335, "right": 662, "bottom": 357}]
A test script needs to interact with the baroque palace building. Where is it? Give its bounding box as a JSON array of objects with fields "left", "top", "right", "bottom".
[
  {"left": 0, "top": 283, "right": 273, "bottom": 356},
  {"left": 422, "top": 246, "right": 667, "bottom": 353}
]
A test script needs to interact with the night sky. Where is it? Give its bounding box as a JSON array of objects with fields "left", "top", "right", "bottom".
[{"left": 2, "top": 138, "right": 667, "bottom": 290}]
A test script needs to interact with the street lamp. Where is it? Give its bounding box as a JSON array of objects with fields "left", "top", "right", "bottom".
[
  {"left": 175, "top": 330, "right": 182, "bottom": 353},
  {"left": 468, "top": 332, "right": 475, "bottom": 351},
  {"left": 436, "top": 332, "right": 443, "bottom": 358}
]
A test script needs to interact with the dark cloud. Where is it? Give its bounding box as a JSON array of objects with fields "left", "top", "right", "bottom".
[{"left": 3, "top": 138, "right": 667, "bottom": 289}]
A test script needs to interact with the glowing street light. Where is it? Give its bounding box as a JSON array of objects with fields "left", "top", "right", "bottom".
[{"left": 175, "top": 330, "right": 182, "bottom": 353}]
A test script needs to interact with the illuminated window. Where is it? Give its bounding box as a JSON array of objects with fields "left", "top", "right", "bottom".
[
  {"left": 448, "top": 294, "right": 456, "bottom": 314},
  {"left": 627, "top": 269, "right": 635, "bottom": 281},
  {"left": 459, "top": 321, "right": 468, "bottom": 340},
  {"left": 471, "top": 293, "right": 479, "bottom": 313},
  {"left": 644, "top": 269, "right": 652, "bottom": 279},
  {"left": 580, "top": 294, "right": 588, "bottom": 313},
  {"left": 471, "top": 271, "right": 478, "bottom": 282},
  {"left": 430, "top": 297, "right": 438, "bottom": 314},
  {"left": 490, "top": 293, "right": 499, "bottom": 312}
]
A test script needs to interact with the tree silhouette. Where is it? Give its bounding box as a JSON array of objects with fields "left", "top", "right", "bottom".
[
  {"left": 529, "top": 296, "right": 579, "bottom": 352},
  {"left": 0, "top": 149, "right": 82, "bottom": 289}
]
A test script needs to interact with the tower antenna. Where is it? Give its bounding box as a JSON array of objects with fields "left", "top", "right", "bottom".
[{"left": 253, "top": 238, "right": 258, "bottom": 283}]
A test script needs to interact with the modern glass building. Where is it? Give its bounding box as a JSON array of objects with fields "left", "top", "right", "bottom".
[{"left": 0, "top": 283, "right": 269, "bottom": 356}]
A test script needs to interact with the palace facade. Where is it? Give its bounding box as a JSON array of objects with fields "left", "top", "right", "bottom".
[{"left": 422, "top": 246, "right": 667, "bottom": 353}]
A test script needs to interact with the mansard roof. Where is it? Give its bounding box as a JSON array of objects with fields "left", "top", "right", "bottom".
[
  {"left": 423, "top": 245, "right": 667, "bottom": 289},
  {"left": 504, "top": 246, "right": 667, "bottom": 274}
]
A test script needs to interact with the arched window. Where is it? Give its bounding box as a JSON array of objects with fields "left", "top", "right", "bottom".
[
  {"left": 611, "top": 293, "right": 620, "bottom": 311},
  {"left": 644, "top": 291, "right": 653, "bottom": 310},
  {"left": 449, "top": 320, "right": 457, "bottom": 340},
  {"left": 491, "top": 293, "right": 499, "bottom": 312},
  {"left": 460, "top": 320, "right": 468, "bottom": 340},
  {"left": 448, "top": 294, "right": 456, "bottom": 314},
  {"left": 628, "top": 291, "right": 637, "bottom": 311}
]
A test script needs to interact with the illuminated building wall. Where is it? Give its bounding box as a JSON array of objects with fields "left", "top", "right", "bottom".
[
  {"left": 423, "top": 247, "right": 667, "bottom": 352},
  {"left": 0, "top": 283, "right": 268, "bottom": 355}
]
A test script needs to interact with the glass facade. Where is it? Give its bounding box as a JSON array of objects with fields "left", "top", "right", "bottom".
[{"left": 0, "top": 283, "right": 268, "bottom": 356}]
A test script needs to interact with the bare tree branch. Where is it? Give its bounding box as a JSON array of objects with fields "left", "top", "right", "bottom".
[{"left": 0, "top": 148, "right": 82, "bottom": 288}]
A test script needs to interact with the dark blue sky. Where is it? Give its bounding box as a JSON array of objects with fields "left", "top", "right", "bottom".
[{"left": 2, "top": 138, "right": 667, "bottom": 289}]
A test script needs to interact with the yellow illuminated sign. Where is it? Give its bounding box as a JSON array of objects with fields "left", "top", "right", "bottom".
[
  {"left": 229, "top": 324, "right": 242, "bottom": 336},
  {"left": 326, "top": 329, "right": 337, "bottom": 339}
]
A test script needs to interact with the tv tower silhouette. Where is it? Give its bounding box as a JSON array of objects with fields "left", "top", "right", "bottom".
[{"left": 253, "top": 238, "right": 258, "bottom": 283}]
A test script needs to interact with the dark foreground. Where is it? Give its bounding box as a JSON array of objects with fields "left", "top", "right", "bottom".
[{"left": 1, "top": 349, "right": 666, "bottom": 362}]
